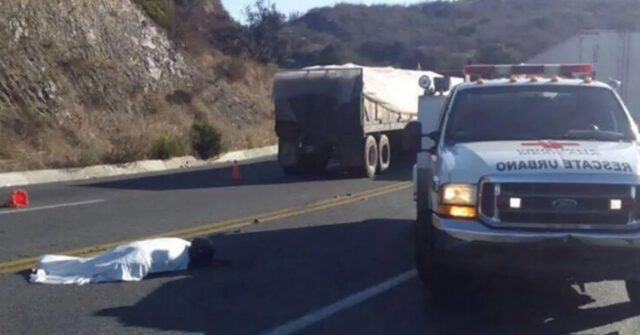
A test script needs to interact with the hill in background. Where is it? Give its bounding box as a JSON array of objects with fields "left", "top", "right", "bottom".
[{"left": 272, "top": 0, "right": 640, "bottom": 71}]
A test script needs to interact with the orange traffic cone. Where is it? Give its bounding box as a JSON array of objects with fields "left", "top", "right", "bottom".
[
  {"left": 231, "top": 161, "right": 242, "bottom": 181},
  {"left": 4, "top": 189, "right": 29, "bottom": 208}
]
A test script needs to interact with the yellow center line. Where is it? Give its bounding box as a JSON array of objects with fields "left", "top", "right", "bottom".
[{"left": 0, "top": 182, "right": 411, "bottom": 274}]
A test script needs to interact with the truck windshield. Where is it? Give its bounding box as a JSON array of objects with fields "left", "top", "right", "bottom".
[{"left": 444, "top": 85, "right": 635, "bottom": 145}]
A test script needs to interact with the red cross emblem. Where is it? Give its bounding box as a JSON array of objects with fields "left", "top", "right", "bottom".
[{"left": 521, "top": 140, "right": 580, "bottom": 149}]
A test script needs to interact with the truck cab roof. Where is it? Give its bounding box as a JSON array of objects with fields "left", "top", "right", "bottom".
[{"left": 455, "top": 77, "right": 613, "bottom": 91}]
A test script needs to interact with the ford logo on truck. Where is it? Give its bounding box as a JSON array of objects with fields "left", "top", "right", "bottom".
[{"left": 552, "top": 198, "right": 579, "bottom": 211}]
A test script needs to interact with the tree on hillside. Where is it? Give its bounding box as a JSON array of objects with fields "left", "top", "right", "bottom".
[
  {"left": 475, "top": 43, "right": 522, "bottom": 64},
  {"left": 318, "top": 42, "right": 359, "bottom": 65},
  {"left": 244, "top": 0, "right": 287, "bottom": 63}
]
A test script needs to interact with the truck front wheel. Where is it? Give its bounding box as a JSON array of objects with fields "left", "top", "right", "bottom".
[
  {"left": 415, "top": 210, "right": 437, "bottom": 284},
  {"left": 416, "top": 210, "right": 454, "bottom": 300},
  {"left": 378, "top": 134, "right": 391, "bottom": 173},
  {"left": 364, "top": 135, "right": 378, "bottom": 178}
]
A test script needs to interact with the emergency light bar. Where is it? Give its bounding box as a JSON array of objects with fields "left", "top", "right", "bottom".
[{"left": 463, "top": 64, "right": 594, "bottom": 79}]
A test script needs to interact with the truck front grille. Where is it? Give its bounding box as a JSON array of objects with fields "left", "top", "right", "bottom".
[{"left": 479, "top": 182, "right": 637, "bottom": 228}]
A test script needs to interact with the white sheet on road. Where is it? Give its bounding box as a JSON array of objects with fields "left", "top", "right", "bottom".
[{"left": 29, "top": 238, "right": 191, "bottom": 285}]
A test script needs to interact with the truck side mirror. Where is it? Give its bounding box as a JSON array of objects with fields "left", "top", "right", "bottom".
[
  {"left": 425, "top": 131, "right": 440, "bottom": 155},
  {"left": 434, "top": 77, "right": 451, "bottom": 93},
  {"left": 426, "top": 130, "right": 440, "bottom": 142},
  {"left": 608, "top": 78, "right": 622, "bottom": 90}
]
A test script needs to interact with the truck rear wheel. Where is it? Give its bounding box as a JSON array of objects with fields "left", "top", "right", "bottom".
[
  {"left": 364, "top": 135, "right": 378, "bottom": 179},
  {"left": 278, "top": 140, "right": 300, "bottom": 175},
  {"left": 300, "top": 153, "right": 328, "bottom": 175},
  {"left": 378, "top": 134, "right": 390, "bottom": 173},
  {"left": 282, "top": 165, "right": 300, "bottom": 176}
]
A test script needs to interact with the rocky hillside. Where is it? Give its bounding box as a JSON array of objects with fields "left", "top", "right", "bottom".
[{"left": 0, "top": 0, "right": 275, "bottom": 171}]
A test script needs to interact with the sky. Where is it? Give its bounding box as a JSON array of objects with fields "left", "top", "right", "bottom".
[{"left": 220, "top": 0, "right": 427, "bottom": 22}]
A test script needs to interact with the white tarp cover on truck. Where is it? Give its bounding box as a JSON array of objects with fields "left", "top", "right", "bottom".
[
  {"left": 273, "top": 64, "right": 462, "bottom": 140},
  {"left": 275, "top": 63, "right": 446, "bottom": 115}
]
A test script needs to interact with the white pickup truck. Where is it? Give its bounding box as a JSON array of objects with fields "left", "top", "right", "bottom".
[{"left": 412, "top": 64, "right": 640, "bottom": 303}]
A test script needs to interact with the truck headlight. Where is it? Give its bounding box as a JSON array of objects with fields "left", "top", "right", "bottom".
[
  {"left": 437, "top": 184, "right": 477, "bottom": 219},
  {"left": 441, "top": 184, "right": 477, "bottom": 205}
]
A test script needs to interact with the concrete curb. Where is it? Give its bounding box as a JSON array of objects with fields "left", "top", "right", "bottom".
[{"left": 0, "top": 145, "right": 278, "bottom": 188}]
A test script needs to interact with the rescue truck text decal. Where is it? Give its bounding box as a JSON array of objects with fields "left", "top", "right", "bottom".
[
  {"left": 496, "top": 160, "right": 633, "bottom": 172},
  {"left": 517, "top": 148, "right": 599, "bottom": 156},
  {"left": 516, "top": 141, "right": 599, "bottom": 156},
  {"left": 521, "top": 140, "right": 579, "bottom": 149}
]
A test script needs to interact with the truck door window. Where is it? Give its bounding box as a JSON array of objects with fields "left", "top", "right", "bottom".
[{"left": 435, "top": 88, "right": 456, "bottom": 139}]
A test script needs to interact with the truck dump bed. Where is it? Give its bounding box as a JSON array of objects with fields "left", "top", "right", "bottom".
[
  {"left": 273, "top": 67, "right": 363, "bottom": 139},
  {"left": 273, "top": 64, "right": 447, "bottom": 135},
  {"left": 273, "top": 64, "right": 460, "bottom": 174}
]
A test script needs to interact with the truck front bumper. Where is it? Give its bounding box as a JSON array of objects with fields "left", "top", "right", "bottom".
[{"left": 431, "top": 215, "right": 640, "bottom": 280}]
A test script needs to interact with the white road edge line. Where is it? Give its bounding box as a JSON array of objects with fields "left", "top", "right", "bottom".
[
  {"left": 261, "top": 269, "right": 418, "bottom": 335},
  {"left": 0, "top": 199, "right": 106, "bottom": 215}
]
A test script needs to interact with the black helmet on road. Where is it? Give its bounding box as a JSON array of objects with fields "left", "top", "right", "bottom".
[{"left": 188, "top": 237, "right": 215, "bottom": 269}]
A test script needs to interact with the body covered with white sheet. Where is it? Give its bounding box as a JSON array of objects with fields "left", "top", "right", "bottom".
[{"left": 30, "top": 238, "right": 193, "bottom": 285}]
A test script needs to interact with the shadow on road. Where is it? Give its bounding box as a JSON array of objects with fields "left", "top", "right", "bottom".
[
  {"left": 373, "top": 158, "right": 415, "bottom": 182},
  {"left": 95, "top": 218, "right": 416, "bottom": 334},
  {"left": 81, "top": 157, "right": 412, "bottom": 191},
  {"left": 94, "top": 218, "right": 639, "bottom": 335},
  {"left": 425, "top": 275, "right": 638, "bottom": 335}
]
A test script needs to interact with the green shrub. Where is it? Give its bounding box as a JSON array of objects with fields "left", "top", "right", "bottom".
[
  {"left": 103, "top": 133, "right": 149, "bottom": 164},
  {"left": 134, "top": 0, "right": 175, "bottom": 31},
  {"left": 165, "top": 89, "right": 193, "bottom": 105},
  {"left": 190, "top": 121, "right": 222, "bottom": 159},
  {"left": 150, "top": 135, "right": 184, "bottom": 159},
  {"left": 318, "top": 42, "right": 359, "bottom": 66},
  {"left": 78, "top": 142, "right": 109, "bottom": 166}
]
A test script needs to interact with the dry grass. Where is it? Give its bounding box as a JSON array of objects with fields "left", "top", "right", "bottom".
[
  {"left": 215, "top": 57, "right": 249, "bottom": 82},
  {"left": 0, "top": 80, "right": 276, "bottom": 172}
]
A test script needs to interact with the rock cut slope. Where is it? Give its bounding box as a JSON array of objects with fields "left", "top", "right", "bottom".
[{"left": 0, "top": 0, "right": 275, "bottom": 171}]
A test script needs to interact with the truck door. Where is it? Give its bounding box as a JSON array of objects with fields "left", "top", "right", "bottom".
[
  {"left": 418, "top": 94, "right": 449, "bottom": 151},
  {"left": 414, "top": 92, "right": 452, "bottom": 212}
]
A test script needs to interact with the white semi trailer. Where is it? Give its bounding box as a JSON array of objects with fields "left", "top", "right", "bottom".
[{"left": 529, "top": 30, "right": 640, "bottom": 120}]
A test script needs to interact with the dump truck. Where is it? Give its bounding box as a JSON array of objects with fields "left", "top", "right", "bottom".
[{"left": 273, "top": 64, "right": 458, "bottom": 178}]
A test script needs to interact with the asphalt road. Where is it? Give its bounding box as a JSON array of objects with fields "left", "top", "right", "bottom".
[{"left": 1, "top": 157, "right": 640, "bottom": 334}]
